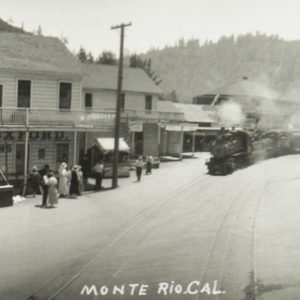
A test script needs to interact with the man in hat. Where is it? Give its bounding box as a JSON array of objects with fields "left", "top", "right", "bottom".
[{"left": 28, "top": 166, "right": 41, "bottom": 197}]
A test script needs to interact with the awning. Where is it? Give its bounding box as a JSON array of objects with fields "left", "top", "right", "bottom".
[
  {"left": 95, "top": 137, "right": 130, "bottom": 152},
  {"left": 160, "top": 123, "right": 199, "bottom": 132}
]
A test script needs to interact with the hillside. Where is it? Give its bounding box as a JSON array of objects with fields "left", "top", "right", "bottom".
[
  {"left": 140, "top": 33, "right": 300, "bottom": 103},
  {"left": 0, "top": 19, "right": 27, "bottom": 33}
]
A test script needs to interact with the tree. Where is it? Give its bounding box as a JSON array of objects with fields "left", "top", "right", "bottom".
[
  {"left": 77, "top": 47, "right": 88, "bottom": 62},
  {"left": 96, "top": 51, "right": 117, "bottom": 65},
  {"left": 36, "top": 25, "right": 43, "bottom": 35},
  {"left": 129, "top": 54, "right": 162, "bottom": 86},
  {"left": 87, "top": 52, "right": 94, "bottom": 63}
]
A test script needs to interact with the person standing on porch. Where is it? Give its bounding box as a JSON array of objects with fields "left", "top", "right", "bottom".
[{"left": 58, "top": 162, "right": 69, "bottom": 198}]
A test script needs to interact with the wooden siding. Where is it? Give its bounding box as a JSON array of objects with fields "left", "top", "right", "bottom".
[
  {"left": 0, "top": 72, "right": 82, "bottom": 109},
  {"left": 0, "top": 75, "right": 16, "bottom": 107},
  {"left": 82, "top": 89, "right": 158, "bottom": 111}
]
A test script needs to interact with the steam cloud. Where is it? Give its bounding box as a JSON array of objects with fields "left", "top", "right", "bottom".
[{"left": 217, "top": 100, "right": 245, "bottom": 127}]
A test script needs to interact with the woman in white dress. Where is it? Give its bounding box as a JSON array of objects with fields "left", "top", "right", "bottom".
[
  {"left": 47, "top": 172, "right": 58, "bottom": 208},
  {"left": 58, "top": 162, "right": 69, "bottom": 197}
]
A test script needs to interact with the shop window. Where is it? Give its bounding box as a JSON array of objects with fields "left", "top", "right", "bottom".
[
  {"left": 145, "top": 95, "right": 152, "bottom": 111},
  {"left": 56, "top": 143, "right": 69, "bottom": 163},
  {"left": 18, "top": 80, "right": 31, "bottom": 108},
  {"left": 38, "top": 148, "right": 45, "bottom": 160},
  {"left": 59, "top": 82, "right": 72, "bottom": 110},
  {"left": 85, "top": 93, "right": 92, "bottom": 109}
]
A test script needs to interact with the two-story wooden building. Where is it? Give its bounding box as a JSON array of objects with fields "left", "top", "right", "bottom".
[
  {"left": 81, "top": 63, "right": 184, "bottom": 157},
  {"left": 0, "top": 32, "right": 115, "bottom": 179}
]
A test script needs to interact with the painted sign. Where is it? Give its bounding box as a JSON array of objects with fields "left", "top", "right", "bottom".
[{"left": 0, "top": 132, "right": 69, "bottom": 141}]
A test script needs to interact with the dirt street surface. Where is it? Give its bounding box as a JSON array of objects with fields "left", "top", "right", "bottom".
[{"left": 1, "top": 154, "right": 300, "bottom": 300}]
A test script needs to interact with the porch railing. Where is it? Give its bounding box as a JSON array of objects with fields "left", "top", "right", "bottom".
[
  {"left": 0, "top": 108, "right": 116, "bottom": 129},
  {"left": 0, "top": 107, "right": 185, "bottom": 128},
  {"left": 121, "top": 109, "right": 184, "bottom": 122}
]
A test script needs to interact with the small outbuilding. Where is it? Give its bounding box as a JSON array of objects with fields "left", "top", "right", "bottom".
[{"left": 86, "top": 137, "right": 131, "bottom": 178}]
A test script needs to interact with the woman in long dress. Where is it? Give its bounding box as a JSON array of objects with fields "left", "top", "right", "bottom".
[
  {"left": 47, "top": 172, "right": 58, "bottom": 208},
  {"left": 58, "top": 162, "right": 69, "bottom": 197},
  {"left": 69, "top": 166, "right": 79, "bottom": 196}
]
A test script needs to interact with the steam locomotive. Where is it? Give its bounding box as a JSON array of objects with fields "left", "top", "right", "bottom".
[
  {"left": 206, "top": 128, "right": 251, "bottom": 175},
  {"left": 206, "top": 128, "right": 293, "bottom": 175}
]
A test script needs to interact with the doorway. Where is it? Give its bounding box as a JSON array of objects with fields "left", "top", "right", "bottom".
[
  {"left": 16, "top": 143, "right": 30, "bottom": 174},
  {"left": 134, "top": 132, "right": 143, "bottom": 155}
]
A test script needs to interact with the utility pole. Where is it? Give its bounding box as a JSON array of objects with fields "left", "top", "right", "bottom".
[{"left": 111, "top": 22, "right": 132, "bottom": 189}]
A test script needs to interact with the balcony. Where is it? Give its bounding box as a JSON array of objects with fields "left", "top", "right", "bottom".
[
  {"left": 0, "top": 107, "right": 186, "bottom": 131},
  {"left": 121, "top": 109, "right": 184, "bottom": 122},
  {"left": 0, "top": 108, "right": 116, "bottom": 130}
]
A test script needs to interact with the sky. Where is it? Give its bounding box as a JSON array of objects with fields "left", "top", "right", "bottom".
[{"left": 2, "top": 0, "right": 300, "bottom": 57}]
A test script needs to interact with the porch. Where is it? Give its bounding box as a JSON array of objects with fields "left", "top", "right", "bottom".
[{"left": 0, "top": 107, "right": 116, "bottom": 130}]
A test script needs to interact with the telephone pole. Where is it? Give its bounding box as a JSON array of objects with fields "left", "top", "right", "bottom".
[{"left": 111, "top": 22, "right": 132, "bottom": 189}]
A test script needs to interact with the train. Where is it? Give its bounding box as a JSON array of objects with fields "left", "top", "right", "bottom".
[{"left": 206, "top": 128, "right": 296, "bottom": 175}]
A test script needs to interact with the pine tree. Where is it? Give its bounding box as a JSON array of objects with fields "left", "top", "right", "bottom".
[
  {"left": 77, "top": 47, "right": 87, "bottom": 62},
  {"left": 96, "top": 51, "right": 117, "bottom": 65},
  {"left": 129, "top": 54, "right": 162, "bottom": 86}
]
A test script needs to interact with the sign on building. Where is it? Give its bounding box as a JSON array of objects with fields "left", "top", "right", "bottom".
[{"left": 129, "top": 121, "right": 143, "bottom": 132}]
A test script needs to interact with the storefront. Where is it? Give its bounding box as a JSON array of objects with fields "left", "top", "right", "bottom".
[{"left": 0, "top": 130, "right": 79, "bottom": 176}]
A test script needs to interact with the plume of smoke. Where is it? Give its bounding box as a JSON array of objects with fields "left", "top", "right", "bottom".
[{"left": 216, "top": 100, "right": 245, "bottom": 127}]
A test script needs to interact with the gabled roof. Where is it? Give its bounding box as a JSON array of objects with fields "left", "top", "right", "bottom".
[
  {"left": 0, "top": 32, "right": 81, "bottom": 75},
  {"left": 81, "top": 63, "right": 162, "bottom": 95},
  {"left": 195, "top": 77, "right": 278, "bottom": 99}
]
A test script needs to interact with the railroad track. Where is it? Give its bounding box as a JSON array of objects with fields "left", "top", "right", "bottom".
[{"left": 27, "top": 163, "right": 211, "bottom": 300}]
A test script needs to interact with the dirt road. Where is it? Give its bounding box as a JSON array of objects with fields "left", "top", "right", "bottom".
[{"left": 1, "top": 154, "right": 300, "bottom": 300}]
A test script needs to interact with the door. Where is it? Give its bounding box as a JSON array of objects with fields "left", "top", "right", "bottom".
[
  {"left": 134, "top": 132, "right": 143, "bottom": 155},
  {"left": 56, "top": 143, "right": 69, "bottom": 170},
  {"left": 16, "top": 143, "right": 30, "bottom": 175}
]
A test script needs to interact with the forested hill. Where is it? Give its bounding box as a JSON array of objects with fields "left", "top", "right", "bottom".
[
  {"left": 140, "top": 34, "right": 300, "bottom": 103},
  {"left": 0, "top": 19, "right": 27, "bottom": 33}
]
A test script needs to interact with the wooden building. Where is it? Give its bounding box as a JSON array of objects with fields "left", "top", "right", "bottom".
[
  {"left": 81, "top": 63, "right": 184, "bottom": 157},
  {"left": 0, "top": 32, "right": 115, "bottom": 179}
]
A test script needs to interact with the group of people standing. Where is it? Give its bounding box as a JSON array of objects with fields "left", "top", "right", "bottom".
[
  {"left": 27, "top": 162, "right": 84, "bottom": 208},
  {"left": 27, "top": 155, "right": 154, "bottom": 204},
  {"left": 58, "top": 163, "right": 84, "bottom": 197},
  {"left": 27, "top": 164, "right": 59, "bottom": 208}
]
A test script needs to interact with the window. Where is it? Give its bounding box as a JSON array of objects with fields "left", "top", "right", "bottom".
[
  {"left": 59, "top": 82, "right": 72, "bottom": 110},
  {"left": 38, "top": 148, "right": 45, "bottom": 160},
  {"left": 18, "top": 80, "right": 31, "bottom": 108},
  {"left": 145, "top": 95, "right": 152, "bottom": 111},
  {"left": 56, "top": 143, "right": 69, "bottom": 163},
  {"left": 85, "top": 93, "right": 93, "bottom": 109},
  {"left": 120, "top": 93, "right": 125, "bottom": 111}
]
